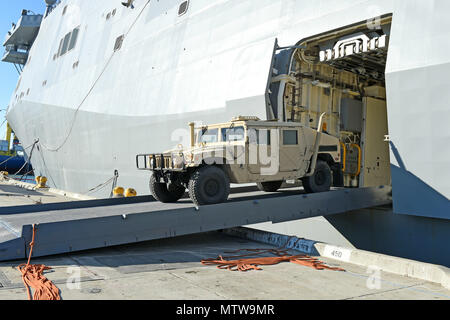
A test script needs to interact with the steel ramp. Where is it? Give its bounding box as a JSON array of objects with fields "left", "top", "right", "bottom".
[{"left": 0, "top": 186, "right": 391, "bottom": 262}]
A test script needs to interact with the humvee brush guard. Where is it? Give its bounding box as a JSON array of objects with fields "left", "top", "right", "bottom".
[{"left": 137, "top": 114, "right": 341, "bottom": 206}]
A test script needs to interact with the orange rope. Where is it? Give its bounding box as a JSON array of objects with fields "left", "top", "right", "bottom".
[
  {"left": 17, "top": 225, "right": 61, "bottom": 300},
  {"left": 201, "top": 248, "right": 345, "bottom": 272}
]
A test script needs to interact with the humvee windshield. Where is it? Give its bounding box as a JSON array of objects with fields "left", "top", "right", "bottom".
[
  {"left": 198, "top": 128, "right": 219, "bottom": 144},
  {"left": 197, "top": 126, "right": 246, "bottom": 144}
]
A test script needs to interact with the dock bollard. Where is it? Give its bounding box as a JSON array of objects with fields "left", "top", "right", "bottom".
[
  {"left": 36, "top": 176, "right": 48, "bottom": 189},
  {"left": 0, "top": 171, "right": 8, "bottom": 181},
  {"left": 125, "top": 188, "right": 137, "bottom": 197},
  {"left": 113, "top": 187, "right": 125, "bottom": 198}
]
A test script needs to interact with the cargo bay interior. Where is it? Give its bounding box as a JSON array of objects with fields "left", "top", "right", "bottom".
[{"left": 269, "top": 16, "right": 392, "bottom": 189}]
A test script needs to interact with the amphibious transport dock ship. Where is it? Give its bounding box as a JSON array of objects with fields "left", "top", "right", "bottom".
[{"left": 2, "top": 0, "right": 449, "bottom": 265}]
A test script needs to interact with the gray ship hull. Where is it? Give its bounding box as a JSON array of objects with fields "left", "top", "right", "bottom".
[{"left": 4, "top": 0, "right": 449, "bottom": 265}]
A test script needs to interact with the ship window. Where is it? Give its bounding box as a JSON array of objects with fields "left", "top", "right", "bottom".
[
  {"left": 57, "top": 38, "right": 64, "bottom": 56},
  {"left": 57, "top": 27, "right": 80, "bottom": 58},
  {"left": 178, "top": 1, "right": 189, "bottom": 16},
  {"left": 114, "top": 35, "right": 125, "bottom": 51},
  {"left": 62, "top": 6, "right": 67, "bottom": 15},
  {"left": 59, "top": 32, "right": 71, "bottom": 56},
  {"left": 68, "top": 27, "right": 80, "bottom": 51},
  {"left": 283, "top": 130, "right": 298, "bottom": 145}
]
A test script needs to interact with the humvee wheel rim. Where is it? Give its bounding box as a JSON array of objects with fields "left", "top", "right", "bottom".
[
  {"left": 315, "top": 170, "right": 326, "bottom": 185},
  {"left": 204, "top": 179, "right": 220, "bottom": 197}
]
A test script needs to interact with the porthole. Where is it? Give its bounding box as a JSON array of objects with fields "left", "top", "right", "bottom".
[{"left": 178, "top": 1, "right": 189, "bottom": 16}]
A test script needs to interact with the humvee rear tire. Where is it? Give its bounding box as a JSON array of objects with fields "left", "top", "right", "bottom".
[
  {"left": 149, "top": 174, "right": 186, "bottom": 203},
  {"left": 256, "top": 181, "right": 283, "bottom": 193},
  {"left": 302, "top": 160, "right": 332, "bottom": 194},
  {"left": 188, "top": 166, "right": 230, "bottom": 206}
]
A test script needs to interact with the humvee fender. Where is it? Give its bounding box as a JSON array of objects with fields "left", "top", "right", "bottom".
[
  {"left": 302, "top": 160, "right": 332, "bottom": 193},
  {"left": 149, "top": 174, "right": 186, "bottom": 203}
]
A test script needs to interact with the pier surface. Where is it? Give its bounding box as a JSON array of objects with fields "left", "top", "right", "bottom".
[
  {"left": 0, "top": 181, "right": 76, "bottom": 207},
  {"left": 0, "top": 231, "right": 449, "bottom": 300},
  {"left": 0, "top": 181, "right": 448, "bottom": 300}
]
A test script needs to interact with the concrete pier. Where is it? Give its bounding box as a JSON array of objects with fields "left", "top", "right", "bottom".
[
  {"left": 0, "top": 179, "right": 87, "bottom": 207},
  {"left": 0, "top": 178, "right": 448, "bottom": 300}
]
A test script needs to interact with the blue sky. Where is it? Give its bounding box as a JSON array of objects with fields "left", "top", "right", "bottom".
[{"left": 0, "top": 0, "right": 46, "bottom": 140}]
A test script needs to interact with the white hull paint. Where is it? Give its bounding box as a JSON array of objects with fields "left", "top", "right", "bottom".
[{"left": 5, "top": 0, "right": 450, "bottom": 256}]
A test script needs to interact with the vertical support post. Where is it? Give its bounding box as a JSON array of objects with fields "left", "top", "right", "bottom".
[{"left": 189, "top": 122, "right": 195, "bottom": 147}]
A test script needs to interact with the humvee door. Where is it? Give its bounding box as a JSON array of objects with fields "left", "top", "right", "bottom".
[
  {"left": 247, "top": 127, "right": 274, "bottom": 175},
  {"left": 279, "top": 128, "right": 305, "bottom": 173}
]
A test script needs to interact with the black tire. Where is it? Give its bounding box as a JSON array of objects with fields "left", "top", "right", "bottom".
[
  {"left": 302, "top": 160, "right": 332, "bottom": 193},
  {"left": 256, "top": 181, "right": 283, "bottom": 192},
  {"left": 188, "top": 166, "right": 230, "bottom": 206},
  {"left": 149, "top": 174, "right": 186, "bottom": 203}
]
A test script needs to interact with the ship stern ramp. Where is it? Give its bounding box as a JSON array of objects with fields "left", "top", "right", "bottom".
[{"left": 0, "top": 186, "right": 390, "bottom": 262}]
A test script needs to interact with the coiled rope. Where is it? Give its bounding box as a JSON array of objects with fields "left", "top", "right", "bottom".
[
  {"left": 201, "top": 248, "right": 345, "bottom": 272},
  {"left": 17, "top": 225, "right": 62, "bottom": 300}
]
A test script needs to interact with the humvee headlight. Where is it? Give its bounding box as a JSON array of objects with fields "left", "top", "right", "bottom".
[
  {"left": 172, "top": 155, "right": 184, "bottom": 168},
  {"left": 184, "top": 153, "right": 194, "bottom": 162}
]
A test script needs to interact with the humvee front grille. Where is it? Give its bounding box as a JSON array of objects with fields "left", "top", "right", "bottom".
[
  {"left": 153, "top": 155, "right": 172, "bottom": 169},
  {"left": 136, "top": 154, "right": 185, "bottom": 171}
]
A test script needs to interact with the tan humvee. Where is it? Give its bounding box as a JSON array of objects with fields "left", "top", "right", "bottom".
[{"left": 137, "top": 114, "right": 341, "bottom": 205}]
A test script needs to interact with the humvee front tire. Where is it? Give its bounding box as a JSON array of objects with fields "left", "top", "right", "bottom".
[
  {"left": 302, "top": 160, "right": 332, "bottom": 193},
  {"left": 149, "top": 174, "right": 186, "bottom": 203},
  {"left": 188, "top": 166, "right": 230, "bottom": 205},
  {"left": 256, "top": 181, "right": 283, "bottom": 193}
]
